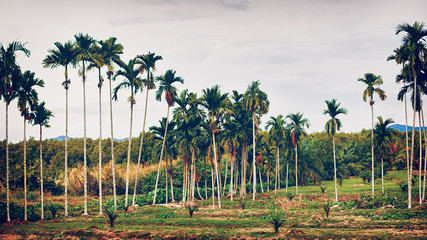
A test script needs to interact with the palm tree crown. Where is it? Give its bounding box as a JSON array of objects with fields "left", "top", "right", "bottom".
[
  {"left": 18, "top": 70, "right": 45, "bottom": 114},
  {"left": 113, "top": 58, "right": 143, "bottom": 102},
  {"left": 286, "top": 112, "right": 310, "bottom": 142},
  {"left": 323, "top": 99, "right": 348, "bottom": 136},
  {"left": 358, "top": 73, "right": 387, "bottom": 104},
  {"left": 155, "top": 69, "right": 184, "bottom": 107}
]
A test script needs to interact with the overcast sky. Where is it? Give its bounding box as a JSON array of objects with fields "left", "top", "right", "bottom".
[{"left": 1, "top": 0, "right": 427, "bottom": 143}]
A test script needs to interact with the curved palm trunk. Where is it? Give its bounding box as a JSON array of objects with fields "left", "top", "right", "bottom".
[
  {"left": 133, "top": 88, "right": 150, "bottom": 205},
  {"left": 295, "top": 144, "right": 298, "bottom": 195},
  {"left": 40, "top": 125, "right": 44, "bottom": 220},
  {"left": 23, "top": 117, "right": 27, "bottom": 221},
  {"left": 381, "top": 156, "right": 384, "bottom": 194},
  {"left": 252, "top": 112, "right": 256, "bottom": 200},
  {"left": 370, "top": 103, "right": 375, "bottom": 197},
  {"left": 125, "top": 101, "right": 134, "bottom": 207},
  {"left": 65, "top": 87, "right": 69, "bottom": 216},
  {"left": 153, "top": 105, "right": 170, "bottom": 204},
  {"left": 98, "top": 83, "right": 103, "bottom": 215},
  {"left": 108, "top": 73, "right": 117, "bottom": 207},
  {"left": 258, "top": 163, "right": 264, "bottom": 193},
  {"left": 212, "top": 131, "right": 221, "bottom": 208},
  {"left": 6, "top": 103, "right": 10, "bottom": 222},
  {"left": 333, "top": 136, "right": 338, "bottom": 202},
  {"left": 83, "top": 78, "right": 88, "bottom": 215}
]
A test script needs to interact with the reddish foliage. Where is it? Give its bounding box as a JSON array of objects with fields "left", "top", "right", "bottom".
[{"left": 165, "top": 91, "right": 173, "bottom": 106}]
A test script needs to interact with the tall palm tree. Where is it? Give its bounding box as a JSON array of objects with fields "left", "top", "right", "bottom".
[
  {"left": 286, "top": 112, "right": 310, "bottom": 195},
  {"left": 395, "top": 21, "right": 427, "bottom": 208},
  {"left": 113, "top": 58, "right": 143, "bottom": 208},
  {"left": 243, "top": 80, "right": 270, "bottom": 200},
  {"left": 43, "top": 41, "right": 78, "bottom": 217},
  {"left": 74, "top": 33, "right": 95, "bottom": 215},
  {"left": 132, "top": 52, "right": 162, "bottom": 206},
  {"left": 323, "top": 99, "right": 348, "bottom": 202},
  {"left": 29, "top": 101, "right": 53, "bottom": 220},
  {"left": 17, "top": 70, "right": 44, "bottom": 221},
  {"left": 0, "top": 41, "right": 30, "bottom": 222},
  {"left": 266, "top": 115, "right": 286, "bottom": 194},
  {"left": 373, "top": 116, "right": 395, "bottom": 194},
  {"left": 358, "top": 73, "right": 386, "bottom": 196},
  {"left": 201, "top": 85, "right": 231, "bottom": 207},
  {"left": 153, "top": 69, "right": 183, "bottom": 204},
  {"left": 88, "top": 43, "right": 106, "bottom": 215},
  {"left": 99, "top": 37, "right": 123, "bottom": 207}
]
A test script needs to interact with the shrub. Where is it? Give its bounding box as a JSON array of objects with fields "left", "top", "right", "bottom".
[
  {"left": 320, "top": 186, "right": 327, "bottom": 193},
  {"left": 285, "top": 192, "right": 295, "bottom": 201},
  {"left": 45, "top": 203, "right": 64, "bottom": 219},
  {"left": 238, "top": 197, "right": 248, "bottom": 210},
  {"left": 186, "top": 205, "right": 199, "bottom": 218},
  {"left": 323, "top": 201, "right": 333, "bottom": 218},
  {"left": 269, "top": 209, "right": 285, "bottom": 233},
  {"left": 27, "top": 191, "right": 38, "bottom": 201},
  {"left": 103, "top": 205, "right": 119, "bottom": 227}
]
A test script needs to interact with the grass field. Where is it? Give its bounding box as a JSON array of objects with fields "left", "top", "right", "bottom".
[{"left": 1, "top": 170, "right": 426, "bottom": 239}]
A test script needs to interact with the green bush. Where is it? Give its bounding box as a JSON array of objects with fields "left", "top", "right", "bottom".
[
  {"left": 27, "top": 191, "right": 38, "bottom": 201},
  {"left": 45, "top": 203, "right": 64, "bottom": 219},
  {"left": 269, "top": 209, "right": 285, "bottom": 233},
  {"left": 238, "top": 197, "right": 248, "bottom": 210},
  {"left": 285, "top": 192, "right": 295, "bottom": 201},
  {"left": 323, "top": 201, "right": 333, "bottom": 218},
  {"left": 103, "top": 204, "right": 119, "bottom": 227},
  {"left": 186, "top": 205, "right": 199, "bottom": 218},
  {"left": 320, "top": 186, "right": 327, "bottom": 193}
]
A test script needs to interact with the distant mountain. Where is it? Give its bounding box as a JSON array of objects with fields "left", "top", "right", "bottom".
[
  {"left": 49, "top": 136, "right": 128, "bottom": 142},
  {"left": 388, "top": 124, "right": 426, "bottom": 132}
]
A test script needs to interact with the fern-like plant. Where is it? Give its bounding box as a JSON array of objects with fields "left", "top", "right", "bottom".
[
  {"left": 323, "top": 201, "right": 333, "bottom": 218},
  {"left": 269, "top": 209, "right": 285, "bottom": 233},
  {"left": 103, "top": 205, "right": 119, "bottom": 227},
  {"left": 238, "top": 197, "right": 248, "bottom": 210}
]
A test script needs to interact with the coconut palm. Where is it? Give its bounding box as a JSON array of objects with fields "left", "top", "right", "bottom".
[
  {"left": 373, "top": 116, "right": 395, "bottom": 194},
  {"left": 74, "top": 33, "right": 95, "bottom": 215},
  {"left": 265, "top": 115, "right": 286, "bottom": 193},
  {"left": 222, "top": 118, "right": 240, "bottom": 200},
  {"left": 358, "top": 73, "right": 386, "bottom": 196},
  {"left": 29, "top": 101, "right": 53, "bottom": 220},
  {"left": 153, "top": 69, "right": 184, "bottom": 204},
  {"left": 0, "top": 41, "right": 30, "bottom": 222},
  {"left": 99, "top": 37, "right": 123, "bottom": 207},
  {"left": 243, "top": 80, "right": 270, "bottom": 200},
  {"left": 113, "top": 58, "right": 143, "bottom": 208},
  {"left": 201, "top": 85, "right": 232, "bottom": 207},
  {"left": 323, "top": 99, "right": 348, "bottom": 202},
  {"left": 17, "top": 70, "right": 44, "bottom": 221},
  {"left": 43, "top": 40, "right": 78, "bottom": 216},
  {"left": 132, "top": 52, "right": 162, "bottom": 206},
  {"left": 286, "top": 112, "right": 310, "bottom": 195},
  {"left": 395, "top": 21, "right": 427, "bottom": 208}
]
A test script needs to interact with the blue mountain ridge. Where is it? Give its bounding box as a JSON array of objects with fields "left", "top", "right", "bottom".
[
  {"left": 50, "top": 135, "right": 128, "bottom": 142},
  {"left": 388, "top": 124, "right": 426, "bottom": 132}
]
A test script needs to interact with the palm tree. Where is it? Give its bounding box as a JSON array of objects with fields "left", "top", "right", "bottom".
[
  {"left": 286, "top": 112, "right": 310, "bottom": 195},
  {"left": 132, "top": 52, "right": 162, "bottom": 206},
  {"left": 17, "top": 70, "right": 44, "bottom": 221},
  {"left": 99, "top": 37, "right": 123, "bottom": 207},
  {"left": 43, "top": 41, "right": 78, "bottom": 217},
  {"left": 243, "top": 80, "right": 270, "bottom": 200},
  {"left": 88, "top": 42, "right": 106, "bottom": 215},
  {"left": 201, "top": 85, "right": 231, "bottom": 207},
  {"left": 113, "top": 58, "right": 143, "bottom": 208},
  {"left": 395, "top": 21, "right": 427, "bottom": 208},
  {"left": 152, "top": 69, "right": 183, "bottom": 204},
  {"left": 29, "top": 101, "right": 53, "bottom": 220},
  {"left": 323, "top": 99, "right": 348, "bottom": 202},
  {"left": 74, "top": 33, "right": 95, "bottom": 215},
  {"left": 358, "top": 73, "right": 386, "bottom": 196},
  {"left": 265, "top": 115, "right": 286, "bottom": 194},
  {"left": 0, "top": 41, "right": 30, "bottom": 222},
  {"left": 373, "top": 116, "right": 395, "bottom": 194}
]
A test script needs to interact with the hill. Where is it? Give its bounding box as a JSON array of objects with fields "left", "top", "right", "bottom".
[{"left": 388, "top": 124, "right": 426, "bottom": 132}]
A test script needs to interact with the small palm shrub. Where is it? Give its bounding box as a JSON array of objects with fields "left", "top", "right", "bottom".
[
  {"left": 45, "top": 203, "right": 64, "bottom": 219},
  {"left": 285, "top": 192, "right": 295, "bottom": 201},
  {"left": 269, "top": 209, "right": 285, "bottom": 233},
  {"left": 238, "top": 197, "right": 248, "bottom": 210},
  {"left": 320, "top": 186, "right": 327, "bottom": 193},
  {"left": 323, "top": 201, "right": 333, "bottom": 218},
  {"left": 186, "top": 205, "right": 199, "bottom": 218},
  {"left": 103, "top": 205, "right": 119, "bottom": 227}
]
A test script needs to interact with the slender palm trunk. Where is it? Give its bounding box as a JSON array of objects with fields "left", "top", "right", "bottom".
[
  {"left": 83, "top": 78, "right": 88, "bottom": 215},
  {"left": 405, "top": 89, "right": 409, "bottom": 200},
  {"left": 196, "top": 178, "right": 204, "bottom": 200},
  {"left": 40, "top": 126, "right": 44, "bottom": 220},
  {"left": 230, "top": 154, "right": 234, "bottom": 201},
  {"left": 153, "top": 105, "right": 170, "bottom": 204},
  {"left": 421, "top": 107, "right": 427, "bottom": 200},
  {"left": 418, "top": 111, "right": 422, "bottom": 204},
  {"left": 409, "top": 73, "right": 418, "bottom": 209},
  {"left": 23, "top": 117, "right": 27, "bottom": 221},
  {"left": 166, "top": 155, "right": 168, "bottom": 204},
  {"left": 182, "top": 162, "right": 187, "bottom": 202},
  {"left": 223, "top": 153, "right": 229, "bottom": 196},
  {"left": 252, "top": 112, "right": 256, "bottom": 200},
  {"left": 286, "top": 158, "right": 289, "bottom": 193},
  {"left": 212, "top": 131, "right": 221, "bottom": 208},
  {"left": 295, "top": 143, "right": 298, "bottom": 195},
  {"left": 370, "top": 103, "right": 375, "bottom": 197},
  {"left": 333, "top": 136, "right": 338, "bottom": 202},
  {"left": 267, "top": 168, "right": 270, "bottom": 192},
  {"left": 275, "top": 145, "right": 279, "bottom": 194},
  {"left": 211, "top": 164, "right": 215, "bottom": 207},
  {"left": 108, "top": 73, "right": 117, "bottom": 207},
  {"left": 133, "top": 88, "right": 150, "bottom": 205},
  {"left": 240, "top": 144, "right": 246, "bottom": 197},
  {"left": 170, "top": 170, "right": 175, "bottom": 202},
  {"left": 98, "top": 84, "right": 103, "bottom": 215},
  {"left": 125, "top": 101, "right": 134, "bottom": 207},
  {"left": 65, "top": 87, "right": 69, "bottom": 216},
  {"left": 204, "top": 156, "right": 208, "bottom": 200},
  {"left": 381, "top": 155, "right": 384, "bottom": 193},
  {"left": 191, "top": 150, "right": 196, "bottom": 202},
  {"left": 258, "top": 163, "right": 264, "bottom": 193},
  {"left": 6, "top": 103, "right": 10, "bottom": 222}
]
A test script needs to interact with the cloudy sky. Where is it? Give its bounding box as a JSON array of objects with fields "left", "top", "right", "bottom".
[{"left": 1, "top": 0, "right": 426, "bottom": 142}]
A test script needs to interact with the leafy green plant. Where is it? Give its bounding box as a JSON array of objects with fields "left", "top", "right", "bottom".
[
  {"left": 103, "top": 205, "right": 119, "bottom": 227},
  {"left": 45, "top": 203, "right": 64, "bottom": 219},
  {"left": 186, "top": 205, "right": 199, "bottom": 218},
  {"left": 238, "top": 197, "right": 248, "bottom": 210},
  {"left": 269, "top": 209, "right": 285, "bottom": 233},
  {"left": 285, "top": 192, "right": 295, "bottom": 201},
  {"left": 320, "top": 186, "right": 327, "bottom": 193},
  {"left": 323, "top": 201, "right": 333, "bottom": 218}
]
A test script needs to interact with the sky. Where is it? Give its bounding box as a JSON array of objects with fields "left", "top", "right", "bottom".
[{"left": 1, "top": 0, "right": 427, "bottom": 143}]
